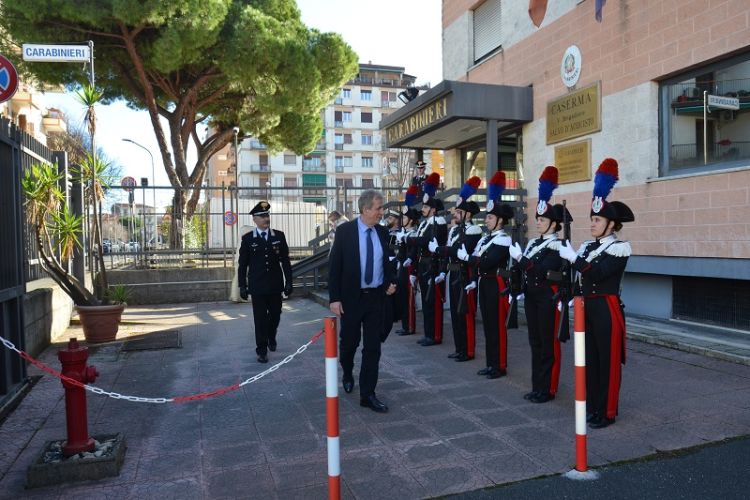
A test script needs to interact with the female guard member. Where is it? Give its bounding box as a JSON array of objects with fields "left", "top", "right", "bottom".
[
  {"left": 457, "top": 171, "right": 514, "bottom": 379},
  {"left": 559, "top": 158, "right": 634, "bottom": 428},
  {"left": 509, "top": 166, "right": 570, "bottom": 403}
]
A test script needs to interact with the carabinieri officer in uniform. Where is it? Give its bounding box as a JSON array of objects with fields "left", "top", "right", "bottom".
[
  {"left": 238, "top": 201, "right": 293, "bottom": 363},
  {"left": 559, "top": 158, "right": 634, "bottom": 428},
  {"left": 458, "top": 171, "right": 514, "bottom": 379},
  {"left": 509, "top": 166, "right": 570, "bottom": 403}
]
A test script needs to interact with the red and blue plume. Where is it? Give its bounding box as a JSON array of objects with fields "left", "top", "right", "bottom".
[
  {"left": 458, "top": 176, "right": 482, "bottom": 202},
  {"left": 404, "top": 185, "right": 419, "bottom": 207},
  {"left": 593, "top": 158, "right": 619, "bottom": 201},
  {"left": 487, "top": 171, "right": 506, "bottom": 202},
  {"left": 423, "top": 172, "right": 441, "bottom": 198},
  {"left": 538, "top": 166, "right": 558, "bottom": 203}
]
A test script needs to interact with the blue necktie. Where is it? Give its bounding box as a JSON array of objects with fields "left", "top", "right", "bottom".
[{"left": 365, "top": 228, "right": 373, "bottom": 285}]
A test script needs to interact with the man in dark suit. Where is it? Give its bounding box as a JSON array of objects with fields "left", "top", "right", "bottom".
[
  {"left": 329, "top": 190, "right": 398, "bottom": 413},
  {"left": 238, "top": 201, "right": 293, "bottom": 363}
]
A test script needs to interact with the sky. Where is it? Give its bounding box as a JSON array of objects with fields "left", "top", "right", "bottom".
[{"left": 43, "top": 0, "right": 442, "bottom": 211}]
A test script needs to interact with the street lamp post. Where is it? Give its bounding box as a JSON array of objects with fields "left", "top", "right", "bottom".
[{"left": 122, "top": 138, "right": 157, "bottom": 250}]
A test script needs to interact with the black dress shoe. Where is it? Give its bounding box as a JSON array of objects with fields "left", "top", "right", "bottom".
[
  {"left": 398, "top": 330, "right": 415, "bottom": 336},
  {"left": 485, "top": 368, "right": 507, "bottom": 379},
  {"left": 589, "top": 416, "right": 615, "bottom": 429},
  {"left": 477, "top": 367, "right": 491, "bottom": 376},
  {"left": 257, "top": 354, "right": 268, "bottom": 363},
  {"left": 530, "top": 392, "right": 555, "bottom": 403},
  {"left": 342, "top": 375, "right": 354, "bottom": 394},
  {"left": 586, "top": 412, "right": 598, "bottom": 423},
  {"left": 360, "top": 394, "right": 388, "bottom": 413},
  {"left": 455, "top": 354, "right": 473, "bottom": 362},
  {"left": 421, "top": 338, "right": 440, "bottom": 346},
  {"left": 416, "top": 337, "right": 429, "bottom": 345},
  {"left": 268, "top": 343, "right": 277, "bottom": 352},
  {"left": 394, "top": 329, "right": 406, "bottom": 335},
  {"left": 523, "top": 391, "right": 539, "bottom": 400},
  {"left": 447, "top": 352, "right": 460, "bottom": 359}
]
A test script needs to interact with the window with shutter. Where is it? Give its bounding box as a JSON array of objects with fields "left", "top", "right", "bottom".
[{"left": 473, "top": 0, "right": 502, "bottom": 63}]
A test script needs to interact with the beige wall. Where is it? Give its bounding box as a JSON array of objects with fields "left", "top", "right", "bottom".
[{"left": 444, "top": 0, "right": 750, "bottom": 259}]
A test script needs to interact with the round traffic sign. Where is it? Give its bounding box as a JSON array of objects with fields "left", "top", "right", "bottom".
[
  {"left": 121, "top": 176, "right": 137, "bottom": 192},
  {"left": 224, "top": 210, "right": 237, "bottom": 226},
  {"left": 0, "top": 55, "right": 19, "bottom": 104}
]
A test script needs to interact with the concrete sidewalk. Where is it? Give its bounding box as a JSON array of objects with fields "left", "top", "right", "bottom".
[{"left": 1, "top": 297, "right": 749, "bottom": 499}]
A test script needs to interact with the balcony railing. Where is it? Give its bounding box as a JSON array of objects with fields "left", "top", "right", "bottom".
[
  {"left": 334, "top": 144, "right": 344, "bottom": 150},
  {"left": 302, "top": 163, "right": 326, "bottom": 172},
  {"left": 670, "top": 141, "right": 750, "bottom": 168},
  {"left": 249, "top": 164, "right": 270, "bottom": 172},
  {"left": 334, "top": 97, "right": 343, "bottom": 104},
  {"left": 247, "top": 139, "right": 267, "bottom": 149}
]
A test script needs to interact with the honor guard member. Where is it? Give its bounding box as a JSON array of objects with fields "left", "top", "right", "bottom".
[
  {"left": 238, "top": 201, "right": 293, "bottom": 363},
  {"left": 559, "top": 158, "right": 634, "bottom": 429},
  {"left": 407, "top": 173, "right": 448, "bottom": 346},
  {"left": 382, "top": 208, "right": 402, "bottom": 341},
  {"left": 457, "top": 172, "right": 513, "bottom": 379},
  {"left": 395, "top": 186, "right": 421, "bottom": 336},
  {"left": 431, "top": 177, "right": 483, "bottom": 361},
  {"left": 411, "top": 160, "right": 428, "bottom": 195},
  {"left": 509, "top": 166, "right": 569, "bottom": 403}
]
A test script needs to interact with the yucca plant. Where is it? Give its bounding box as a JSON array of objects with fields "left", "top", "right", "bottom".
[{"left": 22, "top": 162, "right": 100, "bottom": 305}]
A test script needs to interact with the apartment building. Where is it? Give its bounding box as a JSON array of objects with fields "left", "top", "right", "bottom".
[
  {"left": 0, "top": 80, "right": 67, "bottom": 142},
  {"left": 381, "top": 0, "right": 750, "bottom": 330},
  {"left": 207, "top": 63, "right": 429, "bottom": 211}
]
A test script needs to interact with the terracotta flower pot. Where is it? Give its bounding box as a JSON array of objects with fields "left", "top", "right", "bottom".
[{"left": 76, "top": 304, "right": 126, "bottom": 343}]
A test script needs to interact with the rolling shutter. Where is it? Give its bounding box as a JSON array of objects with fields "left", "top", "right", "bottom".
[{"left": 473, "top": 0, "right": 502, "bottom": 62}]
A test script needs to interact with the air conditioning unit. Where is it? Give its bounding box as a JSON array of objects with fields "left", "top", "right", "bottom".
[{"left": 720, "top": 110, "right": 736, "bottom": 121}]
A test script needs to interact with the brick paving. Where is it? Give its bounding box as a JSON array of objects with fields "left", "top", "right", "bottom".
[{"left": 1, "top": 297, "right": 749, "bottom": 499}]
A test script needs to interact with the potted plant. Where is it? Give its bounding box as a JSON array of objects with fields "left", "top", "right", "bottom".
[{"left": 22, "top": 161, "right": 124, "bottom": 343}]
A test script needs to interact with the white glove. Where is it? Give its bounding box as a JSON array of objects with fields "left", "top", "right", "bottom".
[
  {"left": 427, "top": 278, "right": 432, "bottom": 285},
  {"left": 559, "top": 240, "right": 578, "bottom": 263},
  {"left": 396, "top": 229, "right": 406, "bottom": 243},
  {"left": 409, "top": 275, "right": 417, "bottom": 287},
  {"left": 388, "top": 256, "right": 396, "bottom": 262},
  {"left": 509, "top": 242, "right": 523, "bottom": 262},
  {"left": 510, "top": 293, "right": 524, "bottom": 305},
  {"left": 428, "top": 238, "right": 438, "bottom": 253},
  {"left": 456, "top": 244, "right": 469, "bottom": 262},
  {"left": 403, "top": 258, "right": 412, "bottom": 268},
  {"left": 464, "top": 281, "right": 477, "bottom": 292},
  {"left": 434, "top": 272, "right": 446, "bottom": 284}
]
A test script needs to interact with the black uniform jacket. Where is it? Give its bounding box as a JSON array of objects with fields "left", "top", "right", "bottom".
[
  {"left": 518, "top": 234, "right": 564, "bottom": 292},
  {"left": 572, "top": 235, "right": 631, "bottom": 296},
  {"left": 328, "top": 219, "right": 397, "bottom": 309},
  {"left": 470, "top": 231, "right": 511, "bottom": 277},
  {"left": 437, "top": 223, "right": 483, "bottom": 274},
  {"left": 237, "top": 228, "right": 292, "bottom": 295},
  {"left": 407, "top": 216, "right": 449, "bottom": 261}
]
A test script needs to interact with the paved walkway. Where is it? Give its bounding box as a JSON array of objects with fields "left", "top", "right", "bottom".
[{"left": 1, "top": 297, "right": 749, "bottom": 499}]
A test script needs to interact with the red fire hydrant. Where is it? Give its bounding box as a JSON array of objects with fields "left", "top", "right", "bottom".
[{"left": 58, "top": 338, "right": 99, "bottom": 456}]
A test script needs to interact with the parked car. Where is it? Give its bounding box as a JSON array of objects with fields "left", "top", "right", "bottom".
[{"left": 128, "top": 241, "right": 141, "bottom": 252}]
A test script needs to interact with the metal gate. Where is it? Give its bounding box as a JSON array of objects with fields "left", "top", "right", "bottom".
[{"left": 0, "top": 118, "right": 53, "bottom": 410}]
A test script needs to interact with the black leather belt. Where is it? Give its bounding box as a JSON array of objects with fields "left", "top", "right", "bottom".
[{"left": 361, "top": 286, "right": 383, "bottom": 294}]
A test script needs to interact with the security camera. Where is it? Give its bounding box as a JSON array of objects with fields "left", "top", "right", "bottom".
[{"left": 232, "top": 126, "right": 240, "bottom": 134}]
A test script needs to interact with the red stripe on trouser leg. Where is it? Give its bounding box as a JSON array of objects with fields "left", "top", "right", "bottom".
[
  {"left": 496, "top": 276, "right": 509, "bottom": 370},
  {"left": 606, "top": 295, "right": 626, "bottom": 420},
  {"left": 465, "top": 289, "right": 476, "bottom": 358},
  {"left": 550, "top": 298, "right": 562, "bottom": 395},
  {"left": 328, "top": 476, "right": 341, "bottom": 498},
  {"left": 434, "top": 282, "right": 444, "bottom": 342},
  {"left": 407, "top": 265, "right": 416, "bottom": 333},
  {"left": 326, "top": 397, "right": 339, "bottom": 437},
  {"left": 575, "top": 366, "right": 586, "bottom": 401},
  {"left": 575, "top": 434, "right": 588, "bottom": 472}
]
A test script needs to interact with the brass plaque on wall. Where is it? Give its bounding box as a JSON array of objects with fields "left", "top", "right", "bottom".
[
  {"left": 546, "top": 82, "right": 601, "bottom": 145},
  {"left": 554, "top": 139, "right": 591, "bottom": 184}
]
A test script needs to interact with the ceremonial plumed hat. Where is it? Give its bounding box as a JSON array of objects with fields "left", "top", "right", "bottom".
[
  {"left": 422, "top": 172, "right": 443, "bottom": 209},
  {"left": 404, "top": 208, "right": 421, "bottom": 222},
  {"left": 250, "top": 201, "right": 271, "bottom": 216},
  {"left": 590, "top": 158, "right": 635, "bottom": 223},
  {"left": 402, "top": 185, "right": 420, "bottom": 214},
  {"left": 485, "top": 171, "right": 514, "bottom": 220},
  {"left": 536, "top": 166, "right": 558, "bottom": 219},
  {"left": 455, "top": 176, "right": 481, "bottom": 213}
]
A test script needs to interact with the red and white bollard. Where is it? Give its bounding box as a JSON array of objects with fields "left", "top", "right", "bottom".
[
  {"left": 324, "top": 317, "right": 341, "bottom": 500},
  {"left": 566, "top": 297, "right": 599, "bottom": 480},
  {"left": 58, "top": 338, "right": 99, "bottom": 456}
]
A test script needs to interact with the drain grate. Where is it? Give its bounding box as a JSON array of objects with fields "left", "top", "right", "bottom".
[{"left": 121, "top": 330, "right": 182, "bottom": 351}]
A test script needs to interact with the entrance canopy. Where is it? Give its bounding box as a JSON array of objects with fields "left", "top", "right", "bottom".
[{"left": 380, "top": 80, "right": 533, "bottom": 149}]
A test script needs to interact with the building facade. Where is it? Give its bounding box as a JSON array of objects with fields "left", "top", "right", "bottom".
[{"left": 384, "top": 0, "right": 749, "bottom": 330}]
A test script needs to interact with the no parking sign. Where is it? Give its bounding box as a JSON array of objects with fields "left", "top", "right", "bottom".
[
  {"left": 224, "top": 210, "right": 237, "bottom": 226},
  {"left": 0, "top": 55, "right": 19, "bottom": 104}
]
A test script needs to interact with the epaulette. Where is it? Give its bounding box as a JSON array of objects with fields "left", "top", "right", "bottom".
[
  {"left": 466, "top": 225, "right": 483, "bottom": 235},
  {"left": 491, "top": 234, "right": 512, "bottom": 247},
  {"left": 436, "top": 216, "right": 447, "bottom": 225},
  {"left": 604, "top": 241, "right": 631, "bottom": 257},
  {"left": 547, "top": 239, "right": 562, "bottom": 251}
]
